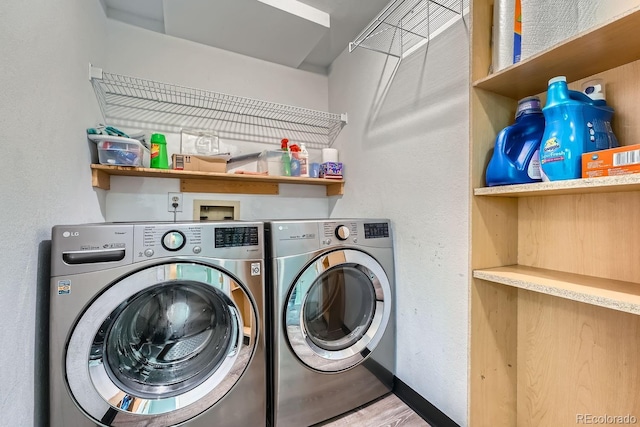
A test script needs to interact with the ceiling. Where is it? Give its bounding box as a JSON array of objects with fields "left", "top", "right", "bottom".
[{"left": 101, "top": 0, "right": 391, "bottom": 74}]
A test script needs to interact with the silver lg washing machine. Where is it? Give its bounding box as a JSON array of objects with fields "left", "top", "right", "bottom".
[
  {"left": 49, "top": 221, "right": 266, "bottom": 427},
  {"left": 265, "top": 219, "right": 396, "bottom": 427}
]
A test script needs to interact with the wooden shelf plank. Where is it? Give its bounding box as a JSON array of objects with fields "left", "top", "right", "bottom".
[
  {"left": 474, "top": 174, "right": 640, "bottom": 197},
  {"left": 474, "top": 265, "right": 640, "bottom": 315},
  {"left": 473, "top": 6, "right": 640, "bottom": 99},
  {"left": 90, "top": 164, "right": 344, "bottom": 196},
  {"left": 181, "top": 178, "right": 280, "bottom": 195}
]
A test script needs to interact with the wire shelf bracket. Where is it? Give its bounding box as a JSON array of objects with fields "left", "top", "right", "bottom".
[
  {"left": 349, "top": 0, "right": 465, "bottom": 59},
  {"left": 89, "top": 65, "right": 347, "bottom": 149}
]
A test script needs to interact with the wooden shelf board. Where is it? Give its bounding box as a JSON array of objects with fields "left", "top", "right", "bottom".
[
  {"left": 90, "top": 164, "right": 344, "bottom": 196},
  {"left": 473, "top": 6, "right": 640, "bottom": 99},
  {"left": 474, "top": 265, "right": 640, "bottom": 315},
  {"left": 474, "top": 174, "right": 640, "bottom": 197}
]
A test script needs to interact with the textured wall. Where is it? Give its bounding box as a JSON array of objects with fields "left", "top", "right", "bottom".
[
  {"left": 328, "top": 19, "right": 471, "bottom": 426},
  {"left": 103, "top": 20, "right": 332, "bottom": 221},
  {"left": 0, "top": 1, "right": 108, "bottom": 425}
]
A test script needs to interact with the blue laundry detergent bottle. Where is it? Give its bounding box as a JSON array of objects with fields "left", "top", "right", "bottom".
[
  {"left": 539, "top": 76, "right": 618, "bottom": 181},
  {"left": 485, "top": 96, "right": 545, "bottom": 186}
]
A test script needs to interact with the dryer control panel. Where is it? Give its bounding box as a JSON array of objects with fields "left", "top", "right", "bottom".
[
  {"left": 322, "top": 221, "right": 359, "bottom": 244},
  {"left": 268, "top": 219, "right": 392, "bottom": 258}
]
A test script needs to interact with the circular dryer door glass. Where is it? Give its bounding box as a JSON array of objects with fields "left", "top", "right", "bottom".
[
  {"left": 303, "top": 266, "right": 376, "bottom": 352},
  {"left": 104, "top": 281, "right": 234, "bottom": 399},
  {"left": 285, "top": 249, "right": 391, "bottom": 372}
]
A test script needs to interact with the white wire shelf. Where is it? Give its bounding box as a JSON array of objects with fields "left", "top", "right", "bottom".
[
  {"left": 349, "top": 0, "right": 466, "bottom": 58},
  {"left": 89, "top": 66, "right": 347, "bottom": 149}
]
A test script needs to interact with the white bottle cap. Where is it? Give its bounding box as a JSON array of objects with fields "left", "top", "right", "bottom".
[
  {"left": 583, "top": 83, "right": 605, "bottom": 100},
  {"left": 548, "top": 76, "right": 567, "bottom": 85}
]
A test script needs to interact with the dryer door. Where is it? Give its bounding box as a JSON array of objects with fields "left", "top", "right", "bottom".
[
  {"left": 285, "top": 249, "right": 391, "bottom": 372},
  {"left": 66, "top": 262, "right": 257, "bottom": 426}
]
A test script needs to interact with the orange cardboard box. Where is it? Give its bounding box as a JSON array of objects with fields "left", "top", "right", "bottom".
[{"left": 581, "top": 144, "right": 640, "bottom": 178}]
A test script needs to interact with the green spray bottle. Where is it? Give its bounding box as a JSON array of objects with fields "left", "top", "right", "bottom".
[{"left": 280, "top": 138, "right": 291, "bottom": 176}]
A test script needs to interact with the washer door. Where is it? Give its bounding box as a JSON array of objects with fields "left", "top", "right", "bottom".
[
  {"left": 285, "top": 249, "right": 391, "bottom": 372},
  {"left": 66, "top": 262, "right": 257, "bottom": 426}
]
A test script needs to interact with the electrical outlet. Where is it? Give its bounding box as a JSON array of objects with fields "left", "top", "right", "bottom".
[{"left": 168, "top": 192, "right": 183, "bottom": 212}]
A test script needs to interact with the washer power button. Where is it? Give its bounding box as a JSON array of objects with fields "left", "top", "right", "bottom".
[{"left": 162, "top": 231, "right": 186, "bottom": 251}]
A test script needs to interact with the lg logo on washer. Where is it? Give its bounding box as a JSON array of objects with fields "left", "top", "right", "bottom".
[{"left": 62, "top": 231, "right": 79, "bottom": 238}]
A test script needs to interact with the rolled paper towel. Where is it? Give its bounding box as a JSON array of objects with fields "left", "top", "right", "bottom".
[
  {"left": 322, "top": 148, "right": 339, "bottom": 163},
  {"left": 492, "top": 0, "right": 515, "bottom": 73}
]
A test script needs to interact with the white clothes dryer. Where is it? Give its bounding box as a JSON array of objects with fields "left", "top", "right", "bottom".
[
  {"left": 265, "top": 219, "right": 396, "bottom": 427},
  {"left": 49, "top": 221, "right": 266, "bottom": 427}
]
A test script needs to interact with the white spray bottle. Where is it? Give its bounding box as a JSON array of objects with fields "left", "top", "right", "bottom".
[{"left": 299, "top": 143, "right": 309, "bottom": 177}]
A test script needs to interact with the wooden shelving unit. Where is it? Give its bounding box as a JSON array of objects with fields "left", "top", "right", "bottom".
[
  {"left": 474, "top": 265, "right": 640, "bottom": 316},
  {"left": 470, "top": 3, "right": 640, "bottom": 426},
  {"left": 475, "top": 174, "right": 640, "bottom": 197},
  {"left": 91, "top": 164, "right": 344, "bottom": 196},
  {"left": 473, "top": 6, "right": 640, "bottom": 99}
]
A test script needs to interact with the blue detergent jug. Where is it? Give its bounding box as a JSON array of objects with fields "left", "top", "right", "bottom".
[
  {"left": 486, "top": 96, "right": 545, "bottom": 186},
  {"left": 540, "top": 76, "right": 618, "bottom": 181}
]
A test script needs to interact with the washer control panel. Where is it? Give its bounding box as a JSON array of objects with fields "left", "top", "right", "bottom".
[{"left": 134, "top": 222, "right": 263, "bottom": 260}]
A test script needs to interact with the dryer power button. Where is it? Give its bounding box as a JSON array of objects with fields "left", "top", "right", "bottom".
[{"left": 335, "top": 225, "right": 350, "bottom": 241}]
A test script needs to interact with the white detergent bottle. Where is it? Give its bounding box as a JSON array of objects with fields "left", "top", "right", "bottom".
[{"left": 299, "top": 143, "right": 309, "bottom": 177}]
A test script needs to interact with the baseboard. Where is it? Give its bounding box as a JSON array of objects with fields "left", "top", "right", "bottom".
[{"left": 393, "top": 378, "right": 460, "bottom": 427}]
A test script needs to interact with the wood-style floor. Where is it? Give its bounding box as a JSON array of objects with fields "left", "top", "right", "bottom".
[{"left": 316, "top": 393, "right": 431, "bottom": 426}]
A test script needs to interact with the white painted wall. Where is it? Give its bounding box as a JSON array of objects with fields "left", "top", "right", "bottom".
[
  {"left": 103, "top": 20, "right": 332, "bottom": 221},
  {"left": 328, "top": 19, "right": 471, "bottom": 426},
  {"left": 0, "top": 1, "right": 108, "bottom": 425}
]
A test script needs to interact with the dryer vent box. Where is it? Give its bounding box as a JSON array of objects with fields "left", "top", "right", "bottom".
[{"left": 194, "top": 200, "right": 240, "bottom": 221}]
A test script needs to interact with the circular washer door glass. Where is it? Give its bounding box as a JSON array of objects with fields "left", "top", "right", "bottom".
[
  {"left": 103, "top": 281, "right": 234, "bottom": 399},
  {"left": 66, "top": 262, "right": 257, "bottom": 425}
]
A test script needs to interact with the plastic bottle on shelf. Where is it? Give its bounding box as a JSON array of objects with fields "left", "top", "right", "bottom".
[
  {"left": 150, "top": 133, "right": 169, "bottom": 169},
  {"left": 485, "top": 96, "right": 545, "bottom": 186},
  {"left": 299, "top": 143, "right": 309, "bottom": 177},
  {"left": 289, "top": 144, "right": 301, "bottom": 176},
  {"left": 539, "top": 76, "right": 618, "bottom": 181},
  {"left": 280, "top": 138, "right": 291, "bottom": 176}
]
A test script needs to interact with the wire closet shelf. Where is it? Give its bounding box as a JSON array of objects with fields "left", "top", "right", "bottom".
[
  {"left": 349, "top": 0, "right": 465, "bottom": 58},
  {"left": 90, "top": 66, "right": 347, "bottom": 149}
]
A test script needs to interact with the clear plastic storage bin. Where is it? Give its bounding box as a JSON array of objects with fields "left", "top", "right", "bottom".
[
  {"left": 259, "top": 150, "right": 291, "bottom": 176},
  {"left": 92, "top": 136, "right": 150, "bottom": 167}
]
